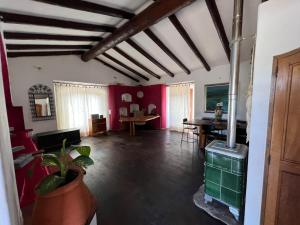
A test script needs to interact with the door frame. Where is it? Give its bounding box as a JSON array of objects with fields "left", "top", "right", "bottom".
[{"left": 260, "top": 47, "right": 300, "bottom": 225}]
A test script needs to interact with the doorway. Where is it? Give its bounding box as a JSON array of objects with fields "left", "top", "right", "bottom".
[
  {"left": 166, "top": 82, "right": 195, "bottom": 131},
  {"left": 263, "top": 48, "right": 300, "bottom": 225}
]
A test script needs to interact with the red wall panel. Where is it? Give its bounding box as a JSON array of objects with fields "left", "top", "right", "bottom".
[{"left": 108, "top": 84, "right": 167, "bottom": 131}]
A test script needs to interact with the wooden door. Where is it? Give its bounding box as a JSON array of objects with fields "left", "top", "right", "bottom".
[{"left": 263, "top": 49, "right": 300, "bottom": 225}]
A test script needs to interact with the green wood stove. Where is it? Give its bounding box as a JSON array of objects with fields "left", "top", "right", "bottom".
[{"left": 204, "top": 140, "right": 248, "bottom": 220}]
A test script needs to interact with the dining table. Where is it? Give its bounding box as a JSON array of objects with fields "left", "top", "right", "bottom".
[
  {"left": 183, "top": 118, "right": 247, "bottom": 149},
  {"left": 119, "top": 115, "right": 160, "bottom": 136}
]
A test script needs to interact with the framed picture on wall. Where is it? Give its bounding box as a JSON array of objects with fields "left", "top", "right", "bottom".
[{"left": 205, "top": 83, "right": 229, "bottom": 113}]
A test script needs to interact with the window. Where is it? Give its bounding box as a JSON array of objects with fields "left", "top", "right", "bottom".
[
  {"left": 167, "top": 82, "right": 195, "bottom": 131},
  {"left": 53, "top": 81, "right": 108, "bottom": 136}
]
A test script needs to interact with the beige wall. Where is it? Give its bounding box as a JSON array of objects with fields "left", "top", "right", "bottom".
[
  {"left": 144, "top": 61, "right": 251, "bottom": 121},
  {"left": 244, "top": 1, "right": 300, "bottom": 225}
]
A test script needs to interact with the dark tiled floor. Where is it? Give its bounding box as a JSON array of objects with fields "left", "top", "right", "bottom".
[{"left": 81, "top": 130, "right": 224, "bottom": 225}]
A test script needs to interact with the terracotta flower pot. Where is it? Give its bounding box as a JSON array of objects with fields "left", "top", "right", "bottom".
[{"left": 32, "top": 169, "right": 95, "bottom": 225}]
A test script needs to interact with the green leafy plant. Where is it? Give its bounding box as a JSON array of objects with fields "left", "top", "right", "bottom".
[{"left": 36, "top": 139, "right": 94, "bottom": 195}]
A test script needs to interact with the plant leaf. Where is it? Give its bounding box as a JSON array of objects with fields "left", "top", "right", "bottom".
[
  {"left": 72, "top": 146, "right": 91, "bottom": 156},
  {"left": 72, "top": 155, "right": 94, "bottom": 168},
  {"left": 41, "top": 154, "right": 61, "bottom": 169},
  {"left": 36, "top": 175, "right": 65, "bottom": 195},
  {"left": 61, "top": 138, "right": 67, "bottom": 156}
]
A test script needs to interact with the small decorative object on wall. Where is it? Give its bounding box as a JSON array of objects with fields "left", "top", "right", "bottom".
[
  {"left": 205, "top": 83, "right": 229, "bottom": 113},
  {"left": 121, "top": 93, "right": 132, "bottom": 102},
  {"left": 130, "top": 104, "right": 139, "bottom": 113},
  {"left": 214, "top": 102, "right": 223, "bottom": 121},
  {"left": 28, "top": 84, "right": 55, "bottom": 121},
  {"left": 119, "top": 107, "right": 128, "bottom": 117},
  {"left": 148, "top": 104, "right": 157, "bottom": 115},
  {"left": 137, "top": 91, "right": 144, "bottom": 98}
]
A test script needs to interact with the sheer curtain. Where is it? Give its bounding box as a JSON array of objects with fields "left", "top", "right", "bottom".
[
  {"left": 167, "top": 83, "right": 194, "bottom": 131},
  {"left": 54, "top": 82, "right": 108, "bottom": 136}
]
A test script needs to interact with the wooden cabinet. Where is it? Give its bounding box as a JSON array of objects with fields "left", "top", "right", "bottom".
[{"left": 89, "top": 118, "right": 107, "bottom": 136}]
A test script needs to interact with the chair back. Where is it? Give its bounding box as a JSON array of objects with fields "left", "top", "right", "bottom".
[{"left": 134, "top": 110, "right": 144, "bottom": 117}]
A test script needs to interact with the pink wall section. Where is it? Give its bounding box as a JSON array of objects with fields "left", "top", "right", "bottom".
[
  {"left": 108, "top": 84, "right": 167, "bottom": 131},
  {"left": 0, "top": 34, "right": 25, "bottom": 131}
]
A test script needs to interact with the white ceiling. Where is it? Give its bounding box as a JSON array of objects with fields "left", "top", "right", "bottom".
[{"left": 1, "top": 0, "right": 261, "bottom": 82}]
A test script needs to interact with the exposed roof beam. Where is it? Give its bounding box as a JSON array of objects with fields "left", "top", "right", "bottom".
[
  {"left": 30, "top": 0, "right": 181, "bottom": 77},
  {"left": 3, "top": 32, "right": 102, "bottom": 42},
  {"left": 144, "top": 29, "right": 190, "bottom": 74},
  {"left": 0, "top": 11, "right": 115, "bottom": 32},
  {"left": 34, "top": 0, "right": 134, "bottom": 19},
  {"left": 6, "top": 44, "right": 92, "bottom": 50},
  {"left": 113, "top": 46, "right": 161, "bottom": 79},
  {"left": 168, "top": 14, "right": 210, "bottom": 71},
  {"left": 7, "top": 50, "right": 84, "bottom": 58},
  {"left": 95, "top": 58, "right": 139, "bottom": 83},
  {"left": 82, "top": 0, "right": 195, "bottom": 61},
  {"left": 205, "top": 0, "right": 230, "bottom": 61},
  {"left": 103, "top": 53, "right": 149, "bottom": 81},
  {"left": 126, "top": 39, "right": 174, "bottom": 77}
]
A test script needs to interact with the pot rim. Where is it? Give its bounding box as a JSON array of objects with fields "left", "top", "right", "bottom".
[{"left": 36, "top": 168, "right": 83, "bottom": 198}]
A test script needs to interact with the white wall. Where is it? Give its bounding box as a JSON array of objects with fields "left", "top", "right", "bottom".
[
  {"left": 144, "top": 61, "right": 251, "bottom": 121},
  {"left": 7, "top": 55, "right": 135, "bottom": 134},
  {"left": 244, "top": 1, "right": 300, "bottom": 225},
  {"left": 0, "top": 49, "right": 23, "bottom": 225}
]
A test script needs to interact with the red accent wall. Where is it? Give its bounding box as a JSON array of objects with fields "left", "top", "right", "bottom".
[
  {"left": 1, "top": 35, "right": 48, "bottom": 207},
  {"left": 108, "top": 84, "right": 167, "bottom": 131},
  {"left": 0, "top": 34, "right": 25, "bottom": 131}
]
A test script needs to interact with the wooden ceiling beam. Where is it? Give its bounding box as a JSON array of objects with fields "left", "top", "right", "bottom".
[
  {"left": 95, "top": 58, "right": 139, "bottom": 83},
  {"left": 205, "top": 0, "right": 230, "bottom": 61},
  {"left": 7, "top": 50, "right": 84, "bottom": 58},
  {"left": 168, "top": 14, "right": 210, "bottom": 71},
  {"left": 0, "top": 11, "right": 115, "bottom": 32},
  {"left": 6, "top": 44, "right": 92, "bottom": 50},
  {"left": 34, "top": 0, "right": 134, "bottom": 19},
  {"left": 30, "top": 0, "right": 185, "bottom": 77},
  {"left": 103, "top": 53, "right": 149, "bottom": 81},
  {"left": 113, "top": 46, "right": 161, "bottom": 79},
  {"left": 4, "top": 32, "right": 102, "bottom": 42},
  {"left": 82, "top": 0, "right": 195, "bottom": 61},
  {"left": 144, "top": 28, "right": 190, "bottom": 74},
  {"left": 126, "top": 38, "right": 174, "bottom": 77}
]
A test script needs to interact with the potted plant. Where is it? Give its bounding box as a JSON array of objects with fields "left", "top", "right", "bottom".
[{"left": 32, "top": 139, "right": 95, "bottom": 225}]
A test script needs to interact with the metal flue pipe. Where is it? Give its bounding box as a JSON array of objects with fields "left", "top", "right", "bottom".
[{"left": 227, "top": 0, "right": 244, "bottom": 148}]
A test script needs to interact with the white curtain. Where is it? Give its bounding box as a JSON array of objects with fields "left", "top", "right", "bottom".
[
  {"left": 167, "top": 83, "right": 194, "bottom": 131},
  {"left": 54, "top": 82, "right": 109, "bottom": 136}
]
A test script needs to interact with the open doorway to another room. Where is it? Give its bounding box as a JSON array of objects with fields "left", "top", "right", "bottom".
[{"left": 166, "top": 82, "right": 195, "bottom": 131}]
